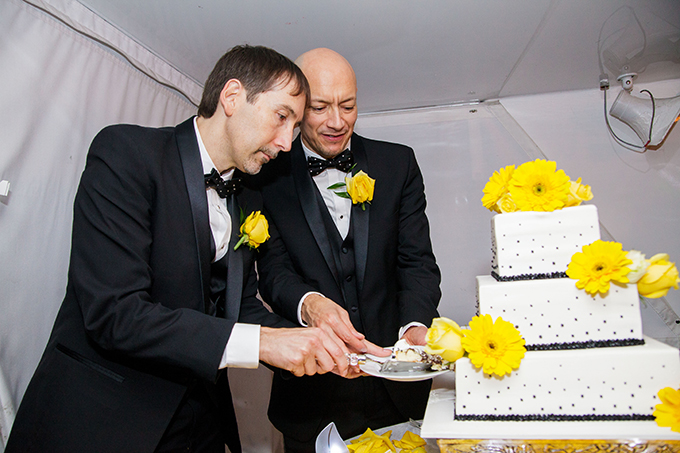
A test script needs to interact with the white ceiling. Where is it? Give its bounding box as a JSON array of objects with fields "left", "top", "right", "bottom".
[{"left": 75, "top": 0, "right": 680, "bottom": 113}]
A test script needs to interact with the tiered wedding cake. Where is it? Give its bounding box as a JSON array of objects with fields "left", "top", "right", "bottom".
[
  {"left": 456, "top": 201, "right": 680, "bottom": 420},
  {"left": 455, "top": 160, "right": 680, "bottom": 425}
]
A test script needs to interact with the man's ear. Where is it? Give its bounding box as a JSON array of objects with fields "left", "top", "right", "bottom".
[{"left": 219, "top": 79, "right": 242, "bottom": 117}]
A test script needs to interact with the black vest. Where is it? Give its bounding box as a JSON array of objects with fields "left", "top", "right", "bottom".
[{"left": 316, "top": 191, "right": 364, "bottom": 332}]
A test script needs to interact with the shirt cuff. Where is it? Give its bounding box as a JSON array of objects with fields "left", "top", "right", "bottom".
[
  {"left": 398, "top": 321, "right": 427, "bottom": 340},
  {"left": 219, "top": 323, "right": 260, "bottom": 369},
  {"left": 297, "top": 291, "right": 324, "bottom": 326}
]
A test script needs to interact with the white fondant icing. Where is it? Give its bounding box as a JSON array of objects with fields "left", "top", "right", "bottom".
[
  {"left": 491, "top": 205, "right": 600, "bottom": 278},
  {"left": 455, "top": 337, "right": 680, "bottom": 419},
  {"left": 476, "top": 275, "right": 644, "bottom": 347}
]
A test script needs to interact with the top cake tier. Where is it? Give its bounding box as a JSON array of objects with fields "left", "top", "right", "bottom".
[{"left": 491, "top": 205, "right": 600, "bottom": 281}]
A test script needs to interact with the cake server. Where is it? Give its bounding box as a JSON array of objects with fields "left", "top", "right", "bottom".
[
  {"left": 347, "top": 352, "right": 432, "bottom": 373},
  {"left": 379, "top": 360, "right": 431, "bottom": 373}
]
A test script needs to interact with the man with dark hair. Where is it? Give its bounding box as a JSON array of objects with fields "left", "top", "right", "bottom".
[
  {"left": 255, "top": 48, "right": 441, "bottom": 452},
  {"left": 6, "top": 45, "right": 352, "bottom": 453}
]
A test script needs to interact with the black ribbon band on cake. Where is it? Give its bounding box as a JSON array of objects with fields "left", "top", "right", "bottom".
[
  {"left": 524, "top": 338, "right": 646, "bottom": 351},
  {"left": 456, "top": 414, "right": 655, "bottom": 422},
  {"left": 491, "top": 270, "right": 568, "bottom": 282}
]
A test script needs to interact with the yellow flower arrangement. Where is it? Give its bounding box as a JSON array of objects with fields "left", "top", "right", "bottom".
[
  {"left": 461, "top": 314, "right": 526, "bottom": 377},
  {"left": 234, "top": 210, "right": 270, "bottom": 250},
  {"left": 637, "top": 253, "right": 680, "bottom": 299},
  {"left": 508, "top": 159, "right": 571, "bottom": 212},
  {"left": 653, "top": 387, "right": 680, "bottom": 433},
  {"left": 566, "top": 240, "right": 632, "bottom": 296},
  {"left": 568, "top": 245, "right": 679, "bottom": 298},
  {"left": 329, "top": 168, "right": 375, "bottom": 210},
  {"left": 482, "top": 160, "right": 591, "bottom": 213}
]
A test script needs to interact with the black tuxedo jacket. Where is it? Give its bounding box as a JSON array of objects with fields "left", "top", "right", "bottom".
[
  {"left": 254, "top": 133, "right": 441, "bottom": 442},
  {"left": 6, "top": 118, "right": 292, "bottom": 453}
]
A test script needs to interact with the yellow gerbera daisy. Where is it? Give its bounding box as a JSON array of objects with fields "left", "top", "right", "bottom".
[
  {"left": 461, "top": 314, "right": 526, "bottom": 377},
  {"left": 508, "top": 159, "right": 571, "bottom": 212},
  {"left": 654, "top": 387, "right": 680, "bottom": 433},
  {"left": 566, "top": 240, "right": 632, "bottom": 296},
  {"left": 482, "top": 165, "right": 515, "bottom": 213}
]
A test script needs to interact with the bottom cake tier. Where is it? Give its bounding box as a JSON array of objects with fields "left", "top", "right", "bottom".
[{"left": 455, "top": 336, "right": 680, "bottom": 420}]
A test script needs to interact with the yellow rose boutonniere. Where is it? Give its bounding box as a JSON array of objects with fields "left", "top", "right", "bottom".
[
  {"left": 328, "top": 166, "right": 375, "bottom": 210},
  {"left": 637, "top": 253, "right": 680, "bottom": 299},
  {"left": 234, "top": 210, "right": 269, "bottom": 251}
]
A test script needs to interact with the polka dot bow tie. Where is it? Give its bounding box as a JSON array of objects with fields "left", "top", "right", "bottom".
[
  {"left": 204, "top": 169, "right": 242, "bottom": 198},
  {"left": 307, "top": 149, "right": 354, "bottom": 177}
]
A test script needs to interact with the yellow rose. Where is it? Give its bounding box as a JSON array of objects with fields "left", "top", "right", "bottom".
[
  {"left": 565, "top": 178, "right": 594, "bottom": 207},
  {"left": 237, "top": 211, "right": 270, "bottom": 249},
  {"left": 496, "top": 193, "right": 518, "bottom": 213},
  {"left": 637, "top": 253, "right": 680, "bottom": 298},
  {"left": 345, "top": 170, "right": 375, "bottom": 205},
  {"left": 424, "top": 317, "right": 464, "bottom": 362}
]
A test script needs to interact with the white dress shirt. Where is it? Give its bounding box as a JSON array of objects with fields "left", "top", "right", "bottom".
[
  {"left": 298, "top": 141, "right": 424, "bottom": 340},
  {"left": 193, "top": 118, "right": 259, "bottom": 369},
  {"left": 302, "top": 141, "right": 352, "bottom": 239}
]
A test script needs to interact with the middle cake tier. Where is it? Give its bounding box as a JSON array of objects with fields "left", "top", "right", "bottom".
[{"left": 476, "top": 275, "right": 644, "bottom": 349}]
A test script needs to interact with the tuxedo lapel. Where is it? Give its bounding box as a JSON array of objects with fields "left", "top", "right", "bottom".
[
  {"left": 175, "top": 117, "right": 212, "bottom": 313},
  {"left": 350, "top": 135, "right": 369, "bottom": 291},
  {"left": 291, "top": 139, "right": 341, "bottom": 284},
  {"left": 225, "top": 193, "right": 243, "bottom": 320}
]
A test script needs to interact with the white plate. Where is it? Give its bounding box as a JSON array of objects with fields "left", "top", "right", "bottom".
[{"left": 360, "top": 361, "right": 450, "bottom": 382}]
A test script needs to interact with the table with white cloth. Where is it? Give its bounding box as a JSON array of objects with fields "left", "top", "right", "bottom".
[{"left": 420, "top": 372, "right": 680, "bottom": 453}]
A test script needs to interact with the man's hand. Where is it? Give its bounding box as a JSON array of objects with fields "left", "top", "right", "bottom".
[
  {"left": 301, "top": 294, "right": 368, "bottom": 353},
  {"left": 401, "top": 325, "right": 428, "bottom": 346},
  {"left": 259, "top": 326, "right": 350, "bottom": 377}
]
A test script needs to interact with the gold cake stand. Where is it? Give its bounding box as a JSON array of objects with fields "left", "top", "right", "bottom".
[{"left": 437, "top": 438, "right": 680, "bottom": 453}]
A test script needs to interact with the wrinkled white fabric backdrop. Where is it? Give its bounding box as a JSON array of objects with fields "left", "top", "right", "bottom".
[{"left": 1, "top": 0, "right": 679, "bottom": 452}]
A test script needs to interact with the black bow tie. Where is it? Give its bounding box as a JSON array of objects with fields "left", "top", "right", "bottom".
[
  {"left": 307, "top": 149, "right": 354, "bottom": 176},
  {"left": 204, "top": 169, "right": 241, "bottom": 198}
]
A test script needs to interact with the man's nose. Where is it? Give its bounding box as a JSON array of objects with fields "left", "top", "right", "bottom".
[
  {"left": 275, "top": 126, "right": 294, "bottom": 152},
  {"left": 326, "top": 107, "right": 343, "bottom": 130}
]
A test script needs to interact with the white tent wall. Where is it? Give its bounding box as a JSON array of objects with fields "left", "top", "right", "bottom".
[
  {"left": 0, "top": 0, "right": 199, "bottom": 448},
  {"left": 2, "top": 0, "right": 680, "bottom": 452}
]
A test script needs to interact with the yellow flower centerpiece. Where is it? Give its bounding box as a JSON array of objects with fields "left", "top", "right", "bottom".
[
  {"left": 482, "top": 159, "right": 592, "bottom": 213},
  {"left": 654, "top": 387, "right": 680, "bottom": 433},
  {"left": 566, "top": 240, "right": 632, "bottom": 296},
  {"left": 461, "top": 314, "right": 526, "bottom": 377},
  {"left": 234, "top": 210, "right": 270, "bottom": 250}
]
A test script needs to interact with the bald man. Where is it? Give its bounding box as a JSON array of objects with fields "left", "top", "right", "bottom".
[{"left": 253, "top": 48, "right": 441, "bottom": 452}]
